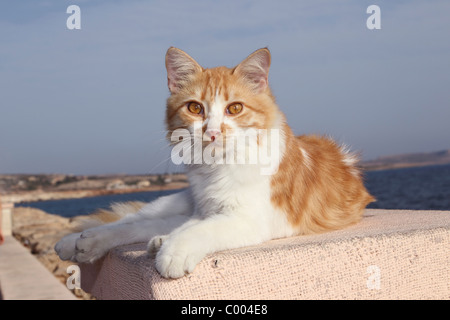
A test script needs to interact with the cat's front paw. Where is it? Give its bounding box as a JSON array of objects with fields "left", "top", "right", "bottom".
[
  {"left": 55, "top": 232, "right": 81, "bottom": 261},
  {"left": 155, "top": 236, "right": 205, "bottom": 279},
  {"left": 72, "top": 229, "right": 112, "bottom": 263},
  {"left": 147, "top": 235, "right": 168, "bottom": 258}
]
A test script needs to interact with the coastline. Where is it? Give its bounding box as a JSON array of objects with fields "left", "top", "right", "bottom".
[
  {"left": 360, "top": 161, "right": 450, "bottom": 172},
  {"left": 360, "top": 149, "right": 450, "bottom": 172},
  {"left": 2, "top": 182, "right": 189, "bottom": 204}
]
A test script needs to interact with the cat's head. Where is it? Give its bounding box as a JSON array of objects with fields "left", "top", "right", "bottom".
[{"left": 165, "top": 47, "right": 283, "bottom": 168}]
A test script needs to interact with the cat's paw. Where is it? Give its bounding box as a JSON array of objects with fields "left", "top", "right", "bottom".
[
  {"left": 72, "top": 229, "right": 111, "bottom": 263},
  {"left": 155, "top": 236, "right": 205, "bottom": 279},
  {"left": 55, "top": 232, "right": 81, "bottom": 261},
  {"left": 147, "top": 235, "right": 168, "bottom": 258}
]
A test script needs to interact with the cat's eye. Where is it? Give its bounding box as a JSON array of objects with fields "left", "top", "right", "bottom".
[
  {"left": 226, "top": 103, "right": 243, "bottom": 115},
  {"left": 187, "top": 102, "right": 203, "bottom": 115}
]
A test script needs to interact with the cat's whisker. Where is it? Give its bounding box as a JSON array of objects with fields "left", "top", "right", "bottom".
[{"left": 145, "top": 156, "right": 182, "bottom": 174}]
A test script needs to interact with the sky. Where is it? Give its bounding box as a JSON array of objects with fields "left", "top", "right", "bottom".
[{"left": 0, "top": 0, "right": 449, "bottom": 175}]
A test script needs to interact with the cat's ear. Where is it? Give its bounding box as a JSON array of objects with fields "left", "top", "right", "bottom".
[
  {"left": 165, "top": 47, "right": 203, "bottom": 93},
  {"left": 234, "top": 48, "right": 271, "bottom": 93}
]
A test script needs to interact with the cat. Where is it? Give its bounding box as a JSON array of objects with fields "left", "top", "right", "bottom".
[{"left": 55, "top": 47, "right": 375, "bottom": 279}]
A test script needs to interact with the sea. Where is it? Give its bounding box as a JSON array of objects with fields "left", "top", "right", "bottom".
[{"left": 17, "top": 164, "right": 450, "bottom": 218}]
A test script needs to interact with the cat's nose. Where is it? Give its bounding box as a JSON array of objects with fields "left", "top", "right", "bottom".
[{"left": 205, "top": 129, "right": 221, "bottom": 142}]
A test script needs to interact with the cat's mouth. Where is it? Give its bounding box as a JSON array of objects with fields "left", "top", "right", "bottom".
[{"left": 202, "top": 138, "right": 224, "bottom": 148}]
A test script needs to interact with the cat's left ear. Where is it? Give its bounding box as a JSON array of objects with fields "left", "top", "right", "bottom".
[{"left": 234, "top": 48, "right": 271, "bottom": 93}]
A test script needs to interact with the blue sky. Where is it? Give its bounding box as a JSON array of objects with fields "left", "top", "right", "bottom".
[{"left": 1, "top": 0, "right": 449, "bottom": 174}]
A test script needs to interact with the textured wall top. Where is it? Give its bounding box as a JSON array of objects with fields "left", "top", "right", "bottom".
[{"left": 80, "top": 209, "right": 450, "bottom": 300}]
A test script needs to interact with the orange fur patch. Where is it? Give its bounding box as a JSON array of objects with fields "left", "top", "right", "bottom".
[{"left": 270, "top": 124, "right": 375, "bottom": 234}]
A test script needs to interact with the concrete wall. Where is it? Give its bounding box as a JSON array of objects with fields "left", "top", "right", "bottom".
[{"left": 79, "top": 209, "right": 450, "bottom": 300}]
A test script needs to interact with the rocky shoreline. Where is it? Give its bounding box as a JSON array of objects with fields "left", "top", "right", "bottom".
[
  {"left": 0, "top": 173, "right": 189, "bottom": 203},
  {"left": 12, "top": 206, "right": 94, "bottom": 299},
  {"left": 3, "top": 182, "right": 188, "bottom": 204}
]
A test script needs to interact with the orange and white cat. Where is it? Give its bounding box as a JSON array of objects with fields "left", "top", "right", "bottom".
[{"left": 55, "top": 47, "right": 374, "bottom": 279}]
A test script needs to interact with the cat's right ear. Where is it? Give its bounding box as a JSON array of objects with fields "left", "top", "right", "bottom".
[
  {"left": 234, "top": 48, "right": 271, "bottom": 93},
  {"left": 165, "top": 47, "right": 202, "bottom": 93}
]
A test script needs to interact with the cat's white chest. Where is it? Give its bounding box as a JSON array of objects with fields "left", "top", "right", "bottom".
[
  {"left": 186, "top": 163, "right": 296, "bottom": 241},
  {"left": 188, "top": 164, "right": 272, "bottom": 216}
]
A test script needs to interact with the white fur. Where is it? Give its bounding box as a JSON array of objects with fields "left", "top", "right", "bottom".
[
  {"left": 300, "top": 147, "right": 312, "bottom": 171},
  {"left": 339, "top": 144, "right": 360, "bottom": 177},
  {"left": 206, "top": 89, "right": 225, "bottom": 132},
  {"left": 155, "top": 158, "right": 295, "bottom": 278}
]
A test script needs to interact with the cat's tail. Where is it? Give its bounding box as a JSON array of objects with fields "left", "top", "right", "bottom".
[{"left": 71, "top": 201, "right": 147, "bottom": 232}]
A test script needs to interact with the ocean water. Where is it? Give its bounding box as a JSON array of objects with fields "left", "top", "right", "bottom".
[
  {"left": 17, "top": 189, "right": 181, "bottom": 218},
  {"left": 17, "top": 164, "right": 450, "bottom": 218},
  {"left": 364, "top": 164, "right": 450, "bottom": 211}
]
